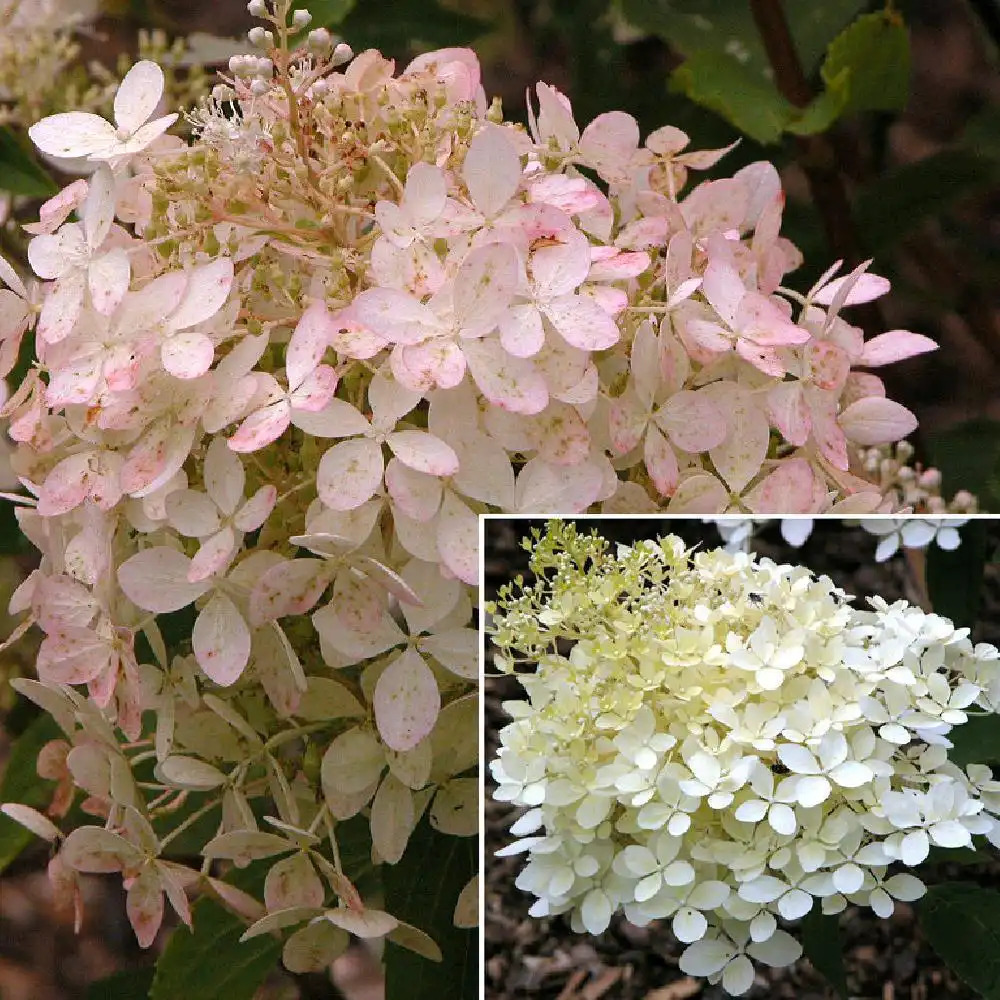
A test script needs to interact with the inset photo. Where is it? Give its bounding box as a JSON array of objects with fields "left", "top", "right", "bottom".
[{"left": 484, "top": 517, "right": 1000, "bottom": 1000}]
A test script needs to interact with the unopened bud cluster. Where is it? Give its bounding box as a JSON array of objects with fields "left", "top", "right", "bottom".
[{"left": 489, "top": 522, "right": 1000, "bottom": 995}]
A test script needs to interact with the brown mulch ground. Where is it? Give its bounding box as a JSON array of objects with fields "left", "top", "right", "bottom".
[{"left": 484, "top": 518, "right": 1000, "bottom": 1000}]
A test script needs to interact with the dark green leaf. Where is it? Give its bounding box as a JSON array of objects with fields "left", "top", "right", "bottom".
[
  {"left": 307, "top": 0, "right": 357, "bottom": 27},
  {"left": 800, "top": 909, "right": 848, "bottom": 999},
  {"left": 618, "top": 0, "right": 864, "bottom": 79},
  {"left": 0, "top": 713, "right": 61, "bottom": 873},
  {"left": 925, "top": 844, "right": 995, "bottom": 866},
  {"left": 384, "top": 816, "right": 476, "bottom": 1000},
  {"left": 821, "top": 10, "right": 911, "bottom": 114},
  {"left": 947, "top": 714, "right": 1000, "bottom": 768},
  {"left": 150, "top": 864, "right": 281, "bottom": 1000},
  {"left": 853, "top": 152, "right": 1000, "bottom": 257},
  {"left": 927, "top": 519, "right": 987, "bottom": 626},
  {"left": 86, "top": 966, "right": 156, "bottom": 1000},
  {"left": 337, "top": 1, "right": 491, "bottom": 54},
  {"left": 670, "top": 51, "right": 794, "bottom": 145},
  {"left": 0, "top": 127, "right": 57, "bottom": 197},
  {"left": 920, "top": 882, "right": 1000, "bottom": 998},
  {"left": 927, "top": 418, "right": 1000, "bottom": 513}
]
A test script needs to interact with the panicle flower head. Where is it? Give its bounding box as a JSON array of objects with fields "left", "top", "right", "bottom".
[{"left": 489, "top": 522, "right": 1000, "bottom": 995}]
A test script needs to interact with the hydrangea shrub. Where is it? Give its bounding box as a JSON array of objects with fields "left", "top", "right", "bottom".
[
  {"left": 488, "top": 521, "right": 1000, "bottom": 996},
  {"left": 0, "top": 0, "right": 974, "bottom": 977}
]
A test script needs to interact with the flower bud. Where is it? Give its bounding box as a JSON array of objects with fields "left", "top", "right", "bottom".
[
  {"left": 307, "top": 27, "right": 332, "bottom": 52},
  {"left": 246, "top": 0, "right": 267, "bottom": 15},
  {"left": 247, "top": 26, "right": 272, "bottom": 48},
  {"left": 291, "top": 8, "right": 312, "bottom": 28},
  {"left": 250, "top": 78, "right": 271, "bottom": 96},
  {"left": 332, "top": 42, "right": 354, "bottom": 66}
]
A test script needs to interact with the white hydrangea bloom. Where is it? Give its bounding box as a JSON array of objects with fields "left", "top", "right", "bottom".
[{"left": 489, "top": 522, "right": 1000, "bottom": 996}]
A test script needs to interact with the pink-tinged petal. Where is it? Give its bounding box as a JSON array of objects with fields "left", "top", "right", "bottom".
[
  {"left": 805, "top": 341, "right": 850, "bottom": 390},
  {"left": 735, "top": 338, "right": 784, "bottom": 377},
  {"left": 166, "top": 488, "right": 222, "bottom": 537},
  {"left": 37, "top": 627, "right": 109, "bottom": 685},
  {"left": 28, "top": 227, "right": 84, "bottom": 280},
  {"left": 386, "top": 430, "right": 458, "bottom": 476},
  {"left": 499, "top": 303, "right": 545, "bottom": 358},
  {"left": 451, "top": 435, "right": 516, "bottom": 508},
  {"left": 528, "top": 174, "right": 601, "bottom": 214},
  {"left": 82, "top": 166, "right": 116, "bottom": 248},
  {"left": 667, "top": 474, "right": 729, "bottom": 513},
  {"left": 529, "top": 230, "right": 592, "bottom": 298},
  {"left": 813, "top": 267, "right": 889, "bottom": 307},
  {"left": 839, "top": 397, "right": 918, "bottom": 446},
  {"left": 193, "top": 592, "right": 251, "bottom": 686},
  {"left": 385, "top": 458, "right": 442, "bottom": 522},
  {"left": 609, "top": 389, "right": 648, "bottom": 454},
  {"left": 287, "top": 301, "right": 333, "bottom": 389},
  {"left": 767, "top": 381, "right": 810, "bottom": 446},
  {"left": 403, "top": 160, "right": 447, "bottom": 229},
  {"left": 316, "top": 437, "right": 384, "bottom": 511},
  {"left": 356, "top": 556, "right": 422, "bottom": 607},
  {"left": 736, "top": 293, "right": 809, "bottom": 347},
  {"left": 514, "top": 457, "right": 604, "bottom": 513},
  {"left": 590, "top": 249, "right": 651, "bottom": 280},
  {"left": 121, "top": 419, "right": 196, "bottom": 498},
  {"left": 88, "top": 249, "right": 130, "bottom": 315},
  {"left": 376, "top": 199, "right": 415, "bottom": 248},
  {"left": 453, "top": 242, "right": 519, "bottom": 336},
  {"left": 463, "top": 126, "right": 521, "bottom": 218},
  {"left": 743, "top": 459, "right": 818, "bottom": 513},
  {"left": 810, "top": 393, "right": 849, "bottom": 470},
  {"left": 290, "top": 364, "right": 338, "bottom": 412},
  {"left": 860, "top": 330, "right": 937, "bottom": 367},
  {"left": 332, "top": 570, "right": 384, "bottom": 633},
  {"left": 840, "top": 372, "right": 885, "bottom": 408},
  {"left": 38, "top": 270, "right": 86, "bottom": 344},
  {"left": 23, "top": 180, "right": 88, "bottom": 238},
  {"left": 204, "top": 436, "right": 245, "bottom": 515},
  {"left": 352, "top": 287, "right": 439, "bottom": 344},
  {"left": 436, "top": 493, "right": 478, "bottom": 584},
  {"left": 542, "top": 294, "right": 619, "bottom": 351},
  {"left": 36, "top": 575, "right": 99, "bottom": 630},
  {"left": 117, "top": 270, "right": 187, "bottom": 331},
  {"left": 162, "top": 330, "right": 214, "bottom": 379},
  {"left": 672, "top": 304, "right": 731, "bottom": 359},
  {"left": 644, "top": 425, "right": 679, "bottom": 497},
  {"left": 584, "top": 285, "right": 627, "bottom": 315},
  {"left": 187, "top": 526, "right": 237, "bottom": 583},
  {"left": 374, "top": 648, "right": 441, "bottom": 752},
  {"left": 463, "top": 338, "right": 548, "bottom": 415},
  {"left": 530, "top": 403, "right": 590, "bottom": 466},
  {"left": 120, "top": 114, "right": 179, "bottom": 155},
  {"left": 327, "top": 309, "right": 387, "bottom": 359},
  {"left": 615, "top": 216, "right": 671, "bottom": 250},
  {"left": 579, "top": 110, "right": 641, "bottom": 184},
  {"left": 264, "top": 853, "right": 325, "bottom": 912},
  {"left": 169, "top": 257, "right": 233, "bottom": 331},
  {"left": 228, "top": 400, "right": 292, "bottom": 453},
  {"left": 708, "top": 386, "right": 770, "bottom": 494},
  {"left": 61, "top": 826, "right": 142, "bottom": 873},
  {"left": 249, "top": 559, "right": 331, "bottom": 627},
  {"left": 126, "top": 868, "right": 164, "bottom": 949},
  {"left": 29, "top": 112, "right": 118, "bottom": 159},
  {"left": 656, "top": 389, "right": 728, "bottom": 452},
  {"left": 37, "top": 452, "right": 92, "bottom": 517},
  {"left": 701, "top": 258, "right": 744, "bottom": 328},
  {"left": 118, "top": 547, "right": 210, "bottom": 613},
  {"left": 392, "top": 340, "right": 466, "bottom": 392},
  {"left": 234, "top": 486, "right": 277, "bottom": 532},
  {"left": 115, "top": 61, "right": 165, "bottom": 134}
]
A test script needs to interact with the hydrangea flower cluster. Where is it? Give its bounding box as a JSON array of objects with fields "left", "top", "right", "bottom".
[
  {"left": 0, "top": 0, "right": 966, "bottom": 967},
  {"left": 488, "top": 522, "right": 1000, "bottom": 996}
]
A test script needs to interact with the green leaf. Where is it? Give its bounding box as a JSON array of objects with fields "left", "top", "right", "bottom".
[
  {"left": 927, "top": 418, "right": 1000, "bottom": 513},
  {"left": 0, "top": 127, "right": 57, "bottom": 197},
  {"left": 800, "top": 909, "right": 848, "bottom": 999},
  {"left": 383, "top": 816, "right": 476, "bottom": 1000},
  {"left": 785, "top": 67, "right": 850, "bottom": 136},
  {"left": 920, "top": 883, "right": 1000, "bottom": 998},
  {"left": 337, "top": 0, "right": 491, "bottom": 53},
  {"left": 947, "top": 714, "right": 1000, "bottom": 769},
  {"left": 86, "top": 967, "right": 156, "bottom": 1000},
  {"left": 821, "top": 10, "right": 911, "bottom": 114},
  {"left": 0, "top": 713, "right": 61, "bottom": 874},
  {"left": 618, "top": 0, "right": 865, "bottom": 80},
  {"left": 925, "top": 844, "right": 994, "bottom": 866},
  {"left": 853, "top": 152, "right": 1000, "bottom": 257},
  {"left": 150, "top": 865, "right": 281, "bottom": 1000},
  {"left": 670, "top": 51, "right": 794, "bottom": 145},
  {"left": 926, "top": 519, "right": 987, "bottom": 626},
  {"left": 306, "top": 0, "right": 357, "bottom": 27}
]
